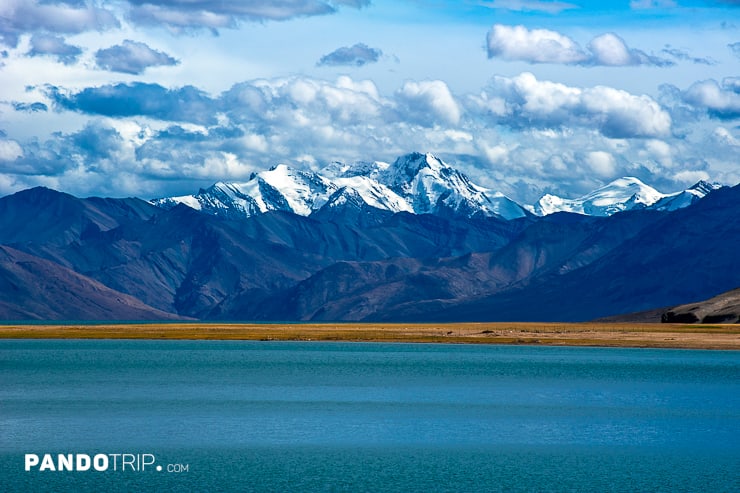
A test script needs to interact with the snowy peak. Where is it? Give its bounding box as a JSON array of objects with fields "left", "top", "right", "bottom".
[
  {"left": 648, "top": 180, "right": 722, "bottom": 212},
  {"left": 322, "top": 160, "right": 389, "bottom": 180},
  {"left": 153, "top": 152, "right": 528, "bottom": 221},
  {"left": 377, "top": 152, "right": 527, "bottom": 219},
  {"left": 531, "top": 177, "right": 721, "bottom": 217},
  {"left": 532, "top": 177, "right": 664, "bottom": 217},
  {"left": 152, "top": 165, "right": 337, "bottom": 218},
  {"left": 686, "top": 180, "right": 721, "bottom": 196},
  {"left": 582, "top": 177, "right": 664, "bottom": 215},
  {"left": 154, "top": 157, "right": 718, "bottom": 222},
  {"left": 380, "top": 152, "right": 445, "bottom": 188},
  {"left": 257, "top": 164, "right": 336, "bottom": 215},
  {"left": 333, "top": 175, "right": 412, "bottom": 213}
]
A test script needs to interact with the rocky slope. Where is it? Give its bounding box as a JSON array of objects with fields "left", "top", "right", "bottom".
[
  {"left": 0, "top": 245, "right": 182, "bottom": 320},
  {"left": 661, "top": 288, "right": 740, "bottom": 323}
]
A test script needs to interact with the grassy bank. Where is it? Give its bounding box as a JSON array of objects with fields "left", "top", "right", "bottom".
[{"left": 0, "top": 322, "right": 738, "bottom": 349}]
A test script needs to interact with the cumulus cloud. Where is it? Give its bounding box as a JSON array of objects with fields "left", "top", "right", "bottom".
[
  {"left": 28, "top": 34, "right": 82, "bottom": 65},
  {"left": 0, "top": 139, "right": 23, "bottom": 162},
  {"left": 0, "top": 0, "right": 371, "bottom": 47},
  {"left": 587, "top": 33, "right": 635, "bottom": 66},
  {"left": 127, "top": 0, "right": 371, "bottom": 32},
  {"left": 586, "top": 151, "right": 618, "bottom": 178},
  {"left": 0, "top": 0, "right": 118, "bottom": 47},
  {"left": 41, "top": 74, "right": 673, "bottom": 159},
  {"left": 475, "top": 72, "right": 672, "bottom": 138},
  {"left": 0, "top": 134, "right": 75, "bottom": 178},
  {"left": 70, "top": 122, "right": 125, "bottom": 162},
  {"left": 397, "top": 80, "right": 462, "bottom": 126},
  {"left": 479, "top": 0, "right": 579, "bottom": 14},
  {"left": 587, "top": 33, "right": 673, "bottom": 66},
  {"left": 682, "top": 78, "right": 740, "bottom": 119},
  {"left": 317, "top": 43, "right": 382, "bottom": 67},
  {"left": 221, "top": 75, "right": 387, "bottom": 129},
  {"left": 12, "top": 73, "right": 735, "bottom": 201},
  {"left": 486, "top": 25, "right": 587, "bottom": 64},
  {"left": 47, "top": 82, "right": 218, "bottom": 125},
  {"left": 486, "top": 24, "right": 673, "bottom": 66},
  {"left": 95, "top": 40, "right": 179, "bottom": 74},
  {"left": 673, "top": 169, "right": 710, "bottom": 184}
]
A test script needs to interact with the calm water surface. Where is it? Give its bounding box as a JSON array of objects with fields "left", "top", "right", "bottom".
[{"left": 1, "top": 340, "right": 738, "bottom": 491}]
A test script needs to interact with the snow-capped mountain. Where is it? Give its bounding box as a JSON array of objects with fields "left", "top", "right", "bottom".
[
  {"left": 529, "top": 177, "right": 721, "bottom": 217},
  {"left": 648, "top": 180, "right": 722, "bottom": 212},
  {"left": 531, "top": 177, "right": 664, "bottom": 217},
  {"left": 154, "top": 156, "right": 721, "bottom": 222},
  {"left": 152, "top": 164, "right": 337, "bottom": 219},
  {"left": 153, "top": 152, "right": 528, "bottom": 220},
  {"left": 378, "top": 152, "right": 527, "bottom": 219}
]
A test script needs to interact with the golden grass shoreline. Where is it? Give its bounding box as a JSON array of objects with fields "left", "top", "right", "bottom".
[{"left": 1, "top": 322, "right": 739, "bottom": 350}]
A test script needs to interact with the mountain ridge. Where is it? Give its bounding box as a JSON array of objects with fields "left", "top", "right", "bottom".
[
  {"left": 154, "top": 152, "right": 531, "bottom": 219},
  {"left": 0, "top": 175, "right": 736, "bottom": 322},
  {"left": 529, "top": 177, "right": 721, "bottom": 217},
  {"left": 152, "top": 153, "right": 722, "bottom": 221}
]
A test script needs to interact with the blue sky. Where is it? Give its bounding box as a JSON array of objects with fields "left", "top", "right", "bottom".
[{"left": 0, "top": 0, "right": 738, "bottom": 203}]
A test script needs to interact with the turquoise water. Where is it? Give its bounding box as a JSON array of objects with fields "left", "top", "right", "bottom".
[{"left": 1, "top": 340, "right": 738, "bottom": 492}]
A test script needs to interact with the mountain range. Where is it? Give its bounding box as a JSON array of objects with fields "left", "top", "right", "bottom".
[
  {"left": 153, "top": 152, "right": 719, "bottom": 221},
  {"left": 153, "top": 153, "right": 531, "bottom": 221},
  {"left": 0, "top": 152, "right": 736, "bottom": 322}
]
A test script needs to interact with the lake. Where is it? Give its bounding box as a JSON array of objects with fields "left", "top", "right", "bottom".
[{"left": 1, "top": 340, "right": 738, "bottom": 491}]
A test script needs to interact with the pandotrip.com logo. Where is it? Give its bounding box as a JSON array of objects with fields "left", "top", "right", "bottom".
[{"left": 24, "top": 453, "right": 189, "bottom": 473}]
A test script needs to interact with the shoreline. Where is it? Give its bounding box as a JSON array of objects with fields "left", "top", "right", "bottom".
[{"left": 1, "top": 322, "right": 739, "bottom": 350}]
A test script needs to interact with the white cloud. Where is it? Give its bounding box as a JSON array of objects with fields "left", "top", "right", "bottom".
[
  {"left": 242, "top": 133, "right": 269, "bottom": 153},
  {"left": 199, "top": 152, "right": 252, "bottom": 179},
  {"left": 397, "top": 80, "right": 462, "bottom": 126},
  {"left": 127, "top": 0, "right": 370, "bottom": 32},
  {"left": 673, "top": 169, "right": 710, "bottom": 184},
  {"left": 642, "top": 139, "right": 673, "bottom": 168},
  {"left": 480, "top": 72, "right": 672, "bottom": 138},
  {"left": 486, "top": 24, "right": 587, "bottom": 64},
  {"left": 2, "top": 73, "right": 734, "bottom": 202},
  {"left": 95, "top": 40, "right": 179, "bottom": 75},
  {"left": 486, "top": 24, "right": 672, "bottom": 67},
  {"left": 336, "top": 76, "right": 380, "bottom": 100},
  {"left": 480, "top": 142, "right": 512, "bottom": 165},
  {"left": 0, "top": 139, "right": 23, "bottom": 161},
  {"left": 580, "top": 85, "right": 672, "bottom": 138},
  {"left": 586, "top": 151, "right": 617, "bottom": 178},
  {"left": 286, "top": 78, "right": 319, "bottom": 105},
  {"left": 28, "top": 34, "right": 82, "bottom": 65},
  {"left": 683, "top": 78, "right": 740, "bottom": 118},
  {"left": 588, "top": 33, "right": 635, "bottom": 66},
  {"left": 0, "top": 0, "right": 119, "bottom": 47},
  {"left": 509, "top": 72, "right": 580, "bottom": 114},
  {"left": 713, "top": 127, "right": 740, "bottom": 147}
]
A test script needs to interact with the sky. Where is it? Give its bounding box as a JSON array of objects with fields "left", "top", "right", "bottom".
[{"left": 0, "top": 0, "right": 738, "bottom": 203}]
